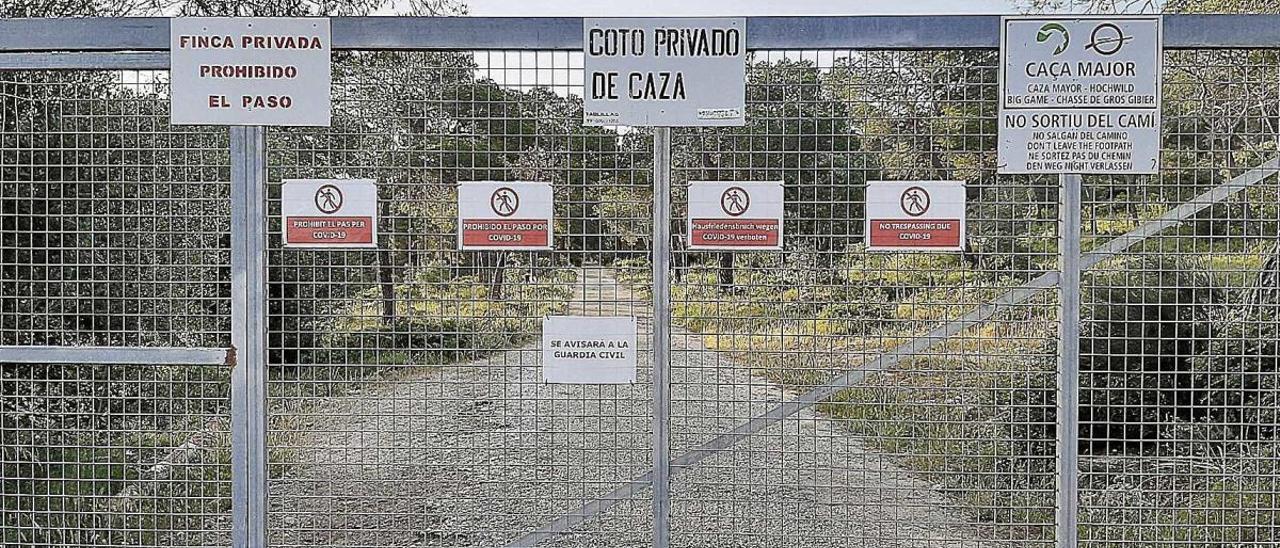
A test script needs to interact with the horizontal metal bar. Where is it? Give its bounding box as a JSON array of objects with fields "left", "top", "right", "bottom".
[
  {"left": 1162, "top": 14, "right": 1280, "bottom": 50},
  {"left": 0, "top": 17, "right": 168, "bottom": 52},
  {"left": 0, "top": 345, "right": 229, "bottom": 365},
  {"left": 0, "top": 51, "right": 168, "bottom": 70},
  {"left": 1, "top": 15, "right": 1279, "bottom": 55},
  {"left": 750, "top": 15, "right": 996, "bottom": 49},
  {"left": 334, "top": 16, "right": 580, "bottom": 50}
]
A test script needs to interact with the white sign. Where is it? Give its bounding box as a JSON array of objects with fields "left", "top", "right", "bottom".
[
  {"left": 583, "top": 17, "right": 746, "bottom": 127},
  {"left": 457, "top": 181, "right": 554, "bottom": 251},
  {"left": 687, "top": 181, "right": 783, "bottom": 250},
  {"left": 542, "top": 316, "right": 637, "bottom": 384},
  {"left": 865, "top": 181, "right": 966, "bottom": 253},
  {"left": 281, "top": 179, "right": 377, "bottom": 248},
  {"left": 170, "top": 17, "right": 331, "bottom": 126},
  {"left": 998, "top": 16, "right": 1162, "bottom": 174}
]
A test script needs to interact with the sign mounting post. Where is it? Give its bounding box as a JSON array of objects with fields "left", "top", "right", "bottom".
[
  {"left": 582, "top": 18, "right": 746, "bottom": 548},
  {"left": 651, "top": 125, "right": 672, "bottom": 548},
  {"left": 1000, "top": 16, "right": 1161, "bottom": 548}
]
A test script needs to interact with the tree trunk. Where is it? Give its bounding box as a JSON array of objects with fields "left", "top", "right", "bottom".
[
  {"left": 672, "top": 234, "right": 686, "bottom": 283},
  {"left": 717, "top": 252, "right": 734, "bottom": 293},
  {"left": 488, "top": 252, "right": 508, "bottom": 300},
  {"left": 378, "top": 198, "right": 396, "bottom": 326},
  {"left": 1253, "top": 242, "right": 1279, "bottom": 307}
]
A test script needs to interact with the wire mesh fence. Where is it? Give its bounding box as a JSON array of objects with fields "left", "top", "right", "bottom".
[
  {"left": 668, "top": 49, "right": 1060, "bottom": 547},
  {"left": 0, "top": 71, "right": 230, "bottom": 348},
  {"left": 1, "top": 70, "right": 232, "bottom": 546},
  {"left": 1078, "top": 48, "right": 1280, "bottom": 546},
  {"left": 0, "top": 20, "right": 1279, "bottom": 548}
]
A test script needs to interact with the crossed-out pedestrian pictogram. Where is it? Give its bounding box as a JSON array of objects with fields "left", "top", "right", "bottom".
[
  {"left": 315, "top": 184, "right": 343, "bottom": 214},
  {"left": 720, "top": 186, "right": 749, "bottom": 216},
  {"left": 900, "top": 186, "right": 930, "bottom": 217},
  {"left": 491, "top": 187, "right": 519, "bottom": 217}
]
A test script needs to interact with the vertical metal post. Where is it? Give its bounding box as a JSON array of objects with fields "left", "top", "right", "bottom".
[
  {"left": 651, "top": 127, "right": 672, "bottom": 548},
  {"left": 1057, "top": 173, "right": 1082, "bottom": 548},
  {"left": 231, "top": 126, "right": 269, "bottom": 548}
]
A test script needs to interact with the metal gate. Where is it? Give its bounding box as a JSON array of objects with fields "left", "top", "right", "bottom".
[{"left": 3, "top": 15, "right": 1280, "bottom": 548}]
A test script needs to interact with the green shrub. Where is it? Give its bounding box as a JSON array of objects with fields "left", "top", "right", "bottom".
[
  {"left": 299, "top": 266, "right": 575, "bottom": 374},
  {"left": 1079, "top": 253, "right": 1280, "bottom": 450},
  {"left": 1, "top": 364, "right": 230, "bottom": 546},
  {"left": 1182, "top": 312, "right": 1280, "bottom": 443},
  {"left": 840, "top": 251, "right": 984, "bottom": 300}
]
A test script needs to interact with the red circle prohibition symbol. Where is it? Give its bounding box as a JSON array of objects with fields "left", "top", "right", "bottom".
[
  {"left": 491, "top": 187, "right": 519, "bottom": 217},
  {"left": 720, "top": 186, "right": 750, "bottom": 217},
  {"left": 900, "top": 186, "right": 931, "bottom": 217},
  {"left": 315, "top": 184, "right": 343, "bottom": 214}
]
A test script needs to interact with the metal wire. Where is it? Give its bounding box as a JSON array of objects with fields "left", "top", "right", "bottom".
[
  {"left": 667, "top": 49, "right": 1059, "bottom": 547},
  {"left": 0, "top": 71, "right": 230, "bottom": 348},
  {"left": 1078, "top": 48, "right": 1280, "bottom": 547}
]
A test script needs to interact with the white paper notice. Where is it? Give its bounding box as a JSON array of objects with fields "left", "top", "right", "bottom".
[{"left": 542, "top": 316, "right": 637, "bottom": 384}]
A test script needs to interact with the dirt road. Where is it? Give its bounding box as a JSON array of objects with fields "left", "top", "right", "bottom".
[{"left": 191, "top": 267, "right": 990, "bottom": 547}]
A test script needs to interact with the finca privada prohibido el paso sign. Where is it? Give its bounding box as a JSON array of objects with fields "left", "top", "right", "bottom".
[{"left": 170, "top": 17, "right": 332, "bottom": 126}]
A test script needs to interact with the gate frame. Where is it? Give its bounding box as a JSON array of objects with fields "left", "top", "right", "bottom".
[{"left": 2, "top": 15, "right": 1280, "bottom": 548}]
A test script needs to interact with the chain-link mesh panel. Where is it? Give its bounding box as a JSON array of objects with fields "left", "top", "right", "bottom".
[
  {"left": 1078, "top": 49, "right": 1280, "bottom": 546},
  {"left": 261, "top": 50, "right": 654, "bottom": 547},
  {"left": 1, "top": 363, "right": 231, "bottom": 547},
  {"left": 1, "top": 70, "right": 232, "bottom": 547}
]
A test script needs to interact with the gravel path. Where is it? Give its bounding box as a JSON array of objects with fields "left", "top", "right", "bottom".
[{"left": 195, "top": 267, "right": 993, "bottom": 547}]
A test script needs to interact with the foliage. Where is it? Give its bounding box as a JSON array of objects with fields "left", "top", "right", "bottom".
[
  {"left": 1077, "top": 254, "right": 1277, "bottom": 448},
  {"left": 1, "top": 364, "right": 230, "bottom": 546},
  {"left": 1, "top": 73, "right": 228, "bottom": 347},
  {"left": 675, "top": 59, "right": 867, "bottom": 262},
  {"left": 315, "top": 266, "right": 575, "bottom": 367}
]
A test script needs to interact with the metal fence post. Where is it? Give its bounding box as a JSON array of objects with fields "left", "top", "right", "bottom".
[
  {"left": 1057, "top": 173, "right": 1082, "bottom": 548},
  {"left": 231, "top": 125, "right": 269, "bottom": 548},
  {"left": 651, "top": 126, "right": 673, "bottom": 548}
]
